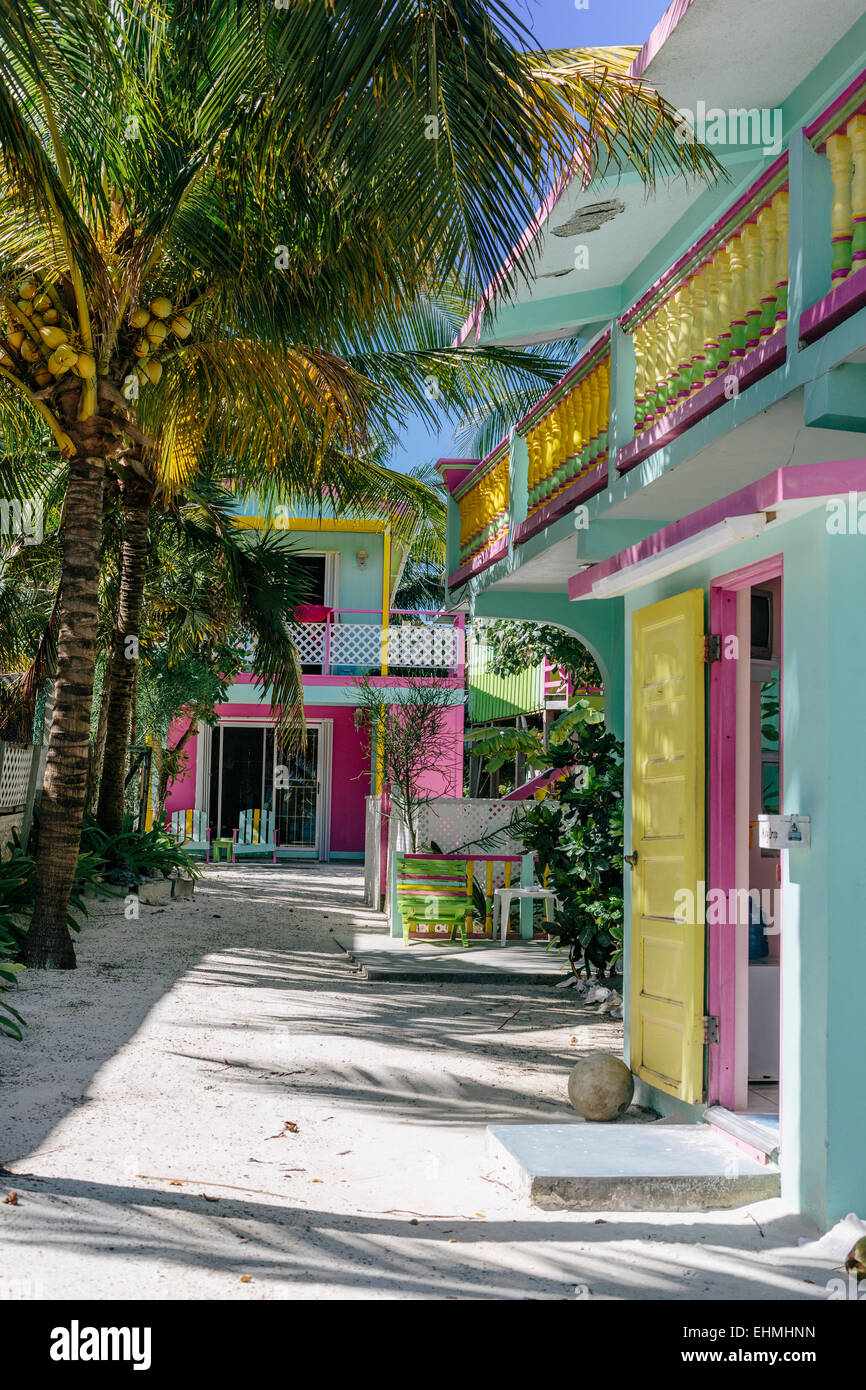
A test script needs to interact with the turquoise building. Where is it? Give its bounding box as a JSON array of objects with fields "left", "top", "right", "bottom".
[{"left": 439, "top": 0, "right": 866, "bottom": 1226}]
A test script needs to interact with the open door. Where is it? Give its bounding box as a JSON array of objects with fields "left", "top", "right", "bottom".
[{"left": 629, "top": 590, "right": 706, "bottom": 1103}]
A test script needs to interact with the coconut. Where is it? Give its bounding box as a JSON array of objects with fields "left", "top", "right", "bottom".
[
  {"left": 146, "top": 319, "right": 168, "bottom": 345},
  {"left": 76, "top": 352, "right": 97, "bottom": 379},
  {"left": 42, "top": 309, "right": 59, "bottom": 325},
  {"left": 48, "top": 344, "right": 77, "bottom": 375},
  {"left": 145, "top": 358, "right": 163, "bottom": 385},
  {"left": 150, "top": 296, "right": 173, "bottom": 320},
  {"left": 130, "top": 308, "right": 151, "bottom": 329},
  {"left": 170, "top": 313, "right": 192, "bottom": 340},
  {"left": 20, "top": 340, "right": 40, "bottom": 362},
  {"left": 17, "top": 279, "right": 37, "bottom": 300},
  {"left": 31, "top": 313, "right": 44, "bottom": 327},
  {"left": 39, "top": 325, "right": 68, "bottom": 350},
  {"left": 15, "top": 300, "right": 33, "bottom": 317},
  {"left": 7, "top": 329, "right": 24, "bottom": 351},
  {"left": 133, "top": 337, "right": 150, "bottom": 358},
  {"left": 33, "top": 293, "right": 51, "bottom": 311},
  {"left": 33, "top": 368, "right": 52, "bottom": 387},
  {"left": 0, "top": 349, "right": 12, "bottom": 367}
]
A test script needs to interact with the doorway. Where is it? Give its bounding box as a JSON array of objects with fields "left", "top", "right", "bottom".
[
  {"left": 206, "top": 720, "right": 332, "bottom": 859},
  {"left": 708, "top": 558, "right": 782, "bottom": 1145}
]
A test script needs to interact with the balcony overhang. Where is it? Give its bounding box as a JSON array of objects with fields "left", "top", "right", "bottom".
[{"left": 569, "top": 458, "right": 866, "bottom": 599}]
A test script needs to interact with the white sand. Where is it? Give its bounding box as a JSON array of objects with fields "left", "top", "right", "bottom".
[{"left": 0, "top": 865, "right": 845, "bottom": 1300}]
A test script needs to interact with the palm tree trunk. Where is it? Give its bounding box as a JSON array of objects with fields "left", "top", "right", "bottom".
[
  {"left": 85, "top": 660, "right": 111, "bottom": 816},
  {"left": 95, "top": 480, "right": 153, "bottom": 837},
  {"left": 24, "top": 454, "right": 105, "bottom": 970}
]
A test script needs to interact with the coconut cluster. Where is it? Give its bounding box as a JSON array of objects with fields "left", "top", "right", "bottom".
[
  {"left": 128, "top": 297, "right": 191, "bottom": 389},
  {"left": 0, "top": 275, "right": 96, "bottom": 389}
]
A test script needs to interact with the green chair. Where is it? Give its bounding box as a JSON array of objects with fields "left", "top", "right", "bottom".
[
  {"left": 167, "top": 809, "right": 211, "bottom": 861},
  {"left": 395, "top": 854, "right": 472, "bottom": 946},
  {"left": 232, "top": 809, "right": 278, "bottom": 863}
]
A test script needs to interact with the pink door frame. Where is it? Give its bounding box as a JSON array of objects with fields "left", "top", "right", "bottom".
[{"left": 707, "top": 553, "right": 783, "bottom": 1109}]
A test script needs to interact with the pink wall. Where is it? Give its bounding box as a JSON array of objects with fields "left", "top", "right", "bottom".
[{"left": 163, "top": 693, "right": 464, "bottom": 854}]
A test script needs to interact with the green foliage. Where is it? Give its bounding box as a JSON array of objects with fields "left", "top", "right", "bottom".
[
  {"left": 471, "top": 701, "right": 624, "bottom": 977},
  {"left": 465, "top": 698, "right": 605, "bottom": 773},
  {"left": 483, "top": 619, "right": 601, "bottom": 689},
  {"left": 78, "top": 816, "right": 200, "bottom": 883}
]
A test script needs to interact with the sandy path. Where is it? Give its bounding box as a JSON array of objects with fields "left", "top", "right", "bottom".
[{"left": 0, "top": 865, "right": 839, "bottom": 1300}]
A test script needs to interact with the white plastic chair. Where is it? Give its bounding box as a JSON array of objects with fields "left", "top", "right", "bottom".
[{"left": 493, "top": 886, "right": 559, "bottom": 945}]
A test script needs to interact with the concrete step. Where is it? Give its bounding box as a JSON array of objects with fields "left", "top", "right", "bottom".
[
  {"left": 487, "top": 1123, "right": 781, "bottom": 1211},
  {"left": 336, "top": 932, "right": 562, "bottom": 983}
]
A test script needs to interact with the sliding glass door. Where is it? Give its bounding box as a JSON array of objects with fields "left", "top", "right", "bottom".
[{"left": 208, "top": 722, "right": 326, "bottom": 856}]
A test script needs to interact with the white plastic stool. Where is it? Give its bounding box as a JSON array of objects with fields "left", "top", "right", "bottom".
[{"left": 493, "top": 887, "right": 559, "bottom": 945}]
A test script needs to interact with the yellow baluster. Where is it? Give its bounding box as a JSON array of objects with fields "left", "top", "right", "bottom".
[
  {"left": 701, "top": 258, "right": 719, "bottom": 382},
  {"left": 689, "top": 266, "right": 707, "bottom": 393},
  {"left": 641, "top": 312, "right": 658, "bottom": 428},
  {"left": 757, "top": 201, "right": 779, "bottom": 337},
  {"left": 586, "top": 367, "right": 600, "bottom": 466},
  {"left": 633, "top": 317, "right": 648, "bottom": 432},
  {"left": 577, "top": 378, "right": 591, "bottom": 470},
  {"left": 675, "top": 281, "right": 693, "bottom": 400},
  {"left": 773, "top": 189, "right": 789, "bottom": 327},
  {"left": 485, "top": 860, "right": 493, "bottom": 935},
  {"left": 742, "top": 221, "right": 763, "bottom": 352},
  {"left": 827, "top": 131, "right": 854, "bottom": 284},
  {"left": 714, "top": 245, "right": 733, "bottom": 371},
  {"left": 653, "top": 298, "right": 673, "bottom": 418},
  {"left": 598, "top": 357, "right": 610, "bottom": 462},
  {"left": 726, "top": 234, "right": 747, "bottom": 359},
  {"left": 848, "top": 115, "right": 866, "bottom": 274}
]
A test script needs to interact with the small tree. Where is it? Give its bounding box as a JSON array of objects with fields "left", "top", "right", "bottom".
[
  {"left": 483, "top": 618, "right": 601, "bottom": 689},
  {"left": 467, "top": 700, "right": 624, "bottom": 977},
  {"left": 353, "top": 676, "right": 460, "bottom": 852}
]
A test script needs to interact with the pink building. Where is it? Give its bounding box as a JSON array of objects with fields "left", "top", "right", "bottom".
[{"left": 165, "top": 503, "right": 465, "bottom": 861}]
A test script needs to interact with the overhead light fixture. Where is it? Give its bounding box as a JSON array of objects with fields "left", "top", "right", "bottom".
[
  {"left": 587, "top": 514, "right": 768, "bottom": 598},
  {"left": 356, "top": 549, "right": 368, "bottom": 570}
]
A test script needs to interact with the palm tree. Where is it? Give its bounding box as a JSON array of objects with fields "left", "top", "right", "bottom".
[{"left": 0, "top": 2, "right": 719, "bottom": 966}]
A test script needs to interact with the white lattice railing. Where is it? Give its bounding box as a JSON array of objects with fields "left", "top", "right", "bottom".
[
  {"left": 291, "top": 620, "right": 460, "bottom": 675},
  {"left": 0, "top": 742, "right": 37, "bottom": 812}
]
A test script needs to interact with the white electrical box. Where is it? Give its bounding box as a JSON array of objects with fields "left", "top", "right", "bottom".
[{"left": 757, "top": 814, "right": 811, "bottom": 849}]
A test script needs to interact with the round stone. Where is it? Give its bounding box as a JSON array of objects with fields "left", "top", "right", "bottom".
[{"left": 567, "top": 1053, "right": 634, "bottom": 1121}]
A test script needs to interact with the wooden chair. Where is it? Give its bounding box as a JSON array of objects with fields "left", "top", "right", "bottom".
[
  {"left": 395, "top": 854, "right": 472, "bottom": 946},
  {"left": 167, "top": 809, "right": 211, "bottom": 862},
  {"left": 232, "top": 809, "right": 278, "bottom": 864}
]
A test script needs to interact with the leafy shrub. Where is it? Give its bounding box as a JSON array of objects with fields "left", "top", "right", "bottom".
[{"left": 78, "top": 814, "right": 200, "bottom": 882}]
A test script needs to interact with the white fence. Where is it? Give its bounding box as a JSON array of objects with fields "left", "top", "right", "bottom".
[
  {"left": 363, "top": 794, "right": 532, "bottom": 930},
  {"left": 0, "top": 742, "right": 38, "bottom": 812},
  {"left": 291, "top": 621, "right": 460, "bottom": 674}
]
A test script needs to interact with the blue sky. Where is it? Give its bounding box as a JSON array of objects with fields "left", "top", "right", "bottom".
[{"left": 388, "top": 0, "right": 672, "bottom": 474}]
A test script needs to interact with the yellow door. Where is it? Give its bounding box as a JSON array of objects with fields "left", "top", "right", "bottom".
[{"left": 629, "top": 589, "right": 705, "bottom": 1103}]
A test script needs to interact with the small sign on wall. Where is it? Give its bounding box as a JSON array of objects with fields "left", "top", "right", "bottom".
[{"left": 757, "top": 814, "right": 811, "bottom": 849}]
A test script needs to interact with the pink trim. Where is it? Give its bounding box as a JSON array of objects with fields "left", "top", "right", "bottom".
[
  {"left": 436, "top": 459, "right": 481, "bottom": 496},
  {"left": 504, "top": 764, "right": 578, "bottom": 801},
  {"left": 620, "top": 160, "right": 788, "bottom": 331},
  {"left": 568, "top": 458, "right": 866, "bottom": 599},
  {"left": 707, "top": 555, "right": 783, "bottom": 1110},
  {"left": 453, "top": 445, "right": 509, "bottom": 500},
  {"left": 799, "top": 264, "right": 866, "bottom": 344},
  {"left": 707, "top": 1123, "right": 770, "bottom": 1166},
  {"left": 453, "top": 1, "right": 697, "bottom": 350},
  {"left": 514, "top": 332, "right": 611, "bottom": 436},
  {"left": 804, "top": 64, "right": 866, "bottom": 147},
  {"left": 628, "top": 0, "right": 696, "bottom": 81},
  {"left": 448, "top": 534, "right": 508, "bottom": 588},
  {"left": 400, "top": 853, "right": 522, "bottom": 863},
  {"left": 617, "top": 329, "right": 787, "bottom": 475},
  {"left": 513, "top": 462, "right": 608, "bottom": 546}
]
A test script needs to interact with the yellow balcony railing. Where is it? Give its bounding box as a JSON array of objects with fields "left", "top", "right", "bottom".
[
  {"left": 823, "top": 114, "right": 866, "bottom": 286},
  {"left": 456, "top": 445, "right": 509, "bottom": 568},
  {"left": 630, "top": 182, "right": 789, "bottom": 436},
  {"left": 523, "top": 344, "right": 610, "bottom": 514}
]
